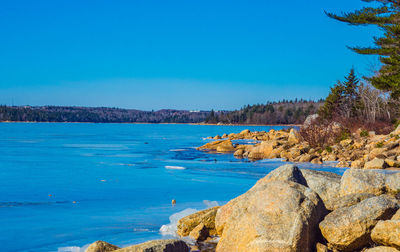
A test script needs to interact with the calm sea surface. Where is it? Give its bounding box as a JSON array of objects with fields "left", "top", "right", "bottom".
[{"left": 0, "top": 123, "right": 347, "bottom": 251}]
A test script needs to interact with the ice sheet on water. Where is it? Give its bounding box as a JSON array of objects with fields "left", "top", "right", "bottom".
[
  {"left": 203, "top": 200, "right": 219, "bottom": 208},
  {"left": 165, "top": 166, "right": 185, "bottom": 170},
  {"left": 159, "top": 208, "right": 198, "bottom": 236},
  {"left": 57, "top": 246, "right": 84, "bottom": 252}
]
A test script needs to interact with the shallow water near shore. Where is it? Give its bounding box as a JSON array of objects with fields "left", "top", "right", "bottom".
[{"left": 0, "top": 123, "right": 347, "bottom": 252}]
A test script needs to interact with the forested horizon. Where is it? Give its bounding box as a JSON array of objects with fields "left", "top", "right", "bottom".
[{"left": 0, "top": 100, "right": 323, "bottom": 124}]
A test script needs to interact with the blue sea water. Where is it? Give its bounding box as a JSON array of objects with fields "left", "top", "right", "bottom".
[{"left": 0, "top": 123, "right": 347, "bottom": 252}]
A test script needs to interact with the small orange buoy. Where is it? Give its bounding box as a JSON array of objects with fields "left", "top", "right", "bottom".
[
  {"left": 72, "top": 201, "right": 77, "bottom": 204},
  {"left": 171, "top": 199, "right": 176, "bottom": 206},
  {"left": 48, "top": 194, "right": 52, "bottom": 197}
]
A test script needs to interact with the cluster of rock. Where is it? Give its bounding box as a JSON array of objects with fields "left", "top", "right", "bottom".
[
  {"left": 199, "top": 125, "right": 400, "bottom": 170},
  {"left": 85, "top": 239, "right": 190, "bottom": 252},
  {"left": 176, "top": 165, "right": 400, "bottom": 251},
  {"left": 85, "top": 165, "right": 400, "bottom": 251}
]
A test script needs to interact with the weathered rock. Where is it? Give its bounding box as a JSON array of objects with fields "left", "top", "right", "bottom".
[
  {"left": 339, "top": 169, "right": 386, "bottom": 197},
  {"left": 303, "top": 114, "right": 319, "bottom": 128},
  {"left": 300, "top": 169, "right": 341, "bottom": 210},
  {"left": 369, "top": 148, "right": 387, "bottom": 160},
  {"left": 351, "top": 159, "right": 365, "bottom": 169},
  {"left": 319, "top": 196, "right": 399, "bottom": 251},
  {"left": 188, "top": 223, "right": 209, "bottom": 241},
  {"left": 340, "top": 139, "right": 353, "bottom": 148},
  {"left": 386, "top": 173, "right": 400, "bottom": 195},
  {"left": 197, "top": 140, "right": 235, "bottom": 152},
  {"left": 288, "top": 128, "right": 300, "bottom": 144},
  {"left": 364, "top": 246, "right": 400, "bottom": 252},
  {"left": 253, "top": 165, "right": 307, "bottom": 192},
  {"left": 371, "top": 220, "right": 400, "bottom": 249},
  {"left": 336, "top": 161, "right": 350, "bottom": 168},
  {"left": 216, "top": 180, "right": 326, "bottom": 252},
  {"left": 392, "top": 209, "right": 400, "bottom": 220},
  {"left": 316, "top": 243, "right": 331, "bottom": 252},
  {"left": 247, "top": 140, "right": 277, "bottom": 160},
  {"left": 233, "top": 148, "right": 245, "bottom": 157},
  {"left": 311, "top": 157, "right": 323, "bottom": 164},
  {"left": 177, "top": 206, "right": 219, "bottom": 237},
  {"left": 365, "top": 158, "right": 387, "bottom": 169},
  {"left": 115, "top": 239, "right": 189, "bottom": 252},
  {"left": 215, "top": 165, "right": 309, "bottom": 236},
  {"left": 329, "top": 193, "right": 375, "bottom": 210},
  {"left": 299, "top": 154, "right": 314, "bottom": 162},
  {"left": 385, "top": 158, "right": 400, "bottom": 167},
  {"left": 85, "top": 241, "right": 120, "bottom": 252},
  {"left": 213, "top": 135, "right": 221, "bottom": 140}
]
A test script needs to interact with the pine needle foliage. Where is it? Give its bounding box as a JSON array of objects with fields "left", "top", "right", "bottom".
[{"left": 326, "top": 0, "right": 400, "bottom": 98}]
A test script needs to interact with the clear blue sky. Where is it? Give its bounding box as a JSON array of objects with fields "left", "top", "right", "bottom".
[{"left": 0, "top": 0, "right": 379, "bottom": 110}]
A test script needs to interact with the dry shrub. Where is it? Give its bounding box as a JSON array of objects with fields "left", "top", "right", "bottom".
[
  {"left": 299, "top": 118, "right": 344, "bottom": 148},
  {"left": 334, "top": 116, "right": 393, "bottom": 135},
  {"left": 301, "top": 115, "right": 394, "bottom": 148}
]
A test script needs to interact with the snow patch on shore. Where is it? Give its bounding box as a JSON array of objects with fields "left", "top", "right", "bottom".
[{"left": 160, "top": 208, "right": 198, "bottom": 236}]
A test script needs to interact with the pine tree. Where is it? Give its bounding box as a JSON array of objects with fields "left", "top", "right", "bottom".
[
  {"left": 319, "top": 68, "right": 360, "bottom": 119},
  {"left": 326, "top": 1, "right": 400, "bottom": 98}
]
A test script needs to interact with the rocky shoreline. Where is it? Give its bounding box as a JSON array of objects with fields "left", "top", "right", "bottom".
[
  {"left": 198, "top": 125, "right": 400, "bottom": 170},
  {"left": 84, "top": 126, "right": 400, "bottom": 252},
  {"left": 85, "top": 165, "right": 400, "bottom": 251}
]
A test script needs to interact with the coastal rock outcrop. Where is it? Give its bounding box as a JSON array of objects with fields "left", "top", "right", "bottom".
[
  {"left": 300, "top": 169, "right": 341, "bottom": 210},
  {"left": 197, "top": 140, "right": 235, "bottom": 152},
  {"left": 85, "top": 241, "right": 120, "bottom": 252},
  {"left": 216, "top": 180, "right": 326, "bottom": 252},
  {"left": 371, "top": 220, "right": 400, "bottom": 249},
  {"left": 339, "top": 169, "right": 386, "bottom": 197},
  {"left": 114, "top": 239, "right": 189, "bottom": 252},
  {"left": 177, "top": 206, "right": 219, "bottom": 238},
  {"left": 329, "top": 193, "right": 375, "bottom": 210},
  {"left": 200, "top": 128, "right": 400, "bottom": 170},
  {"left": 85, "top": 240, "right": 190, "bottom": 252},
  {"left": 319, "top": 196, "right": 399, "bottom": 251}
]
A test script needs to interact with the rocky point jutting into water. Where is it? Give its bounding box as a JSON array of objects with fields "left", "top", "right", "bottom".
[
  {"left": 198, "top": 124, "right": 400, "bottom": 170},
  {"left": 84, "top": 124, "right": 400, "bottom": 252},
  {"left": 86, "top": 165, "right": 400, "bottom": 251}
]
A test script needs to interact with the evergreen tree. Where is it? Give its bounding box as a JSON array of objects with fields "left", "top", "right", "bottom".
[
  {"left": 319, "top": 68, "right": 360, "bottom": 119},
  {"left": 326, "top": 1, "right": 400, "bottom": 98}
]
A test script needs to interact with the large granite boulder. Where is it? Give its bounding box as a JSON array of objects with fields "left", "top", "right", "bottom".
[
  {"left": 216, "top": 180, "right": 326, "bottom": 252},
  {"left": 329, "top": 193, "right": 375, "bottom": 210},
  {"left": 319, "top": 196, "right": 399, "bottom": 251},
  {"left": 247, "top": 140, "right": 278, "bottom": 160},
  {"left": 114, "top": 239, "right": 189, "bottom": 252},
  {"left": 300, "top": 169, "right": 341, "bottom": 210},
  {"left": 215, "top": 164, "right": 307, "bottom": 236},
  {"left": 85, "top": 241, "right": 120, "bottom": 252},
  {"left": 371, "top": 220, "right": 400, "bottom": 249},
  {"left": 365, "top": 158, "right": 387, "bottom": 169},
  {"left": 177, "top": 206, "right": 219, "bottom": 237},
  {"left": 339, "top": 169, "right": 386, "bottom": 197}
]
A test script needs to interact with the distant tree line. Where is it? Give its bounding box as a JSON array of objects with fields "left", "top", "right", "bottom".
[
  {"left": 0, "top": 106, "right": 210, "bottom": 123},
  {"left": 0, "top": 102, "right": 324, "bottom": 125},
  {"left": 205, "top": 99, "right": 324, "bottom": 125}
]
